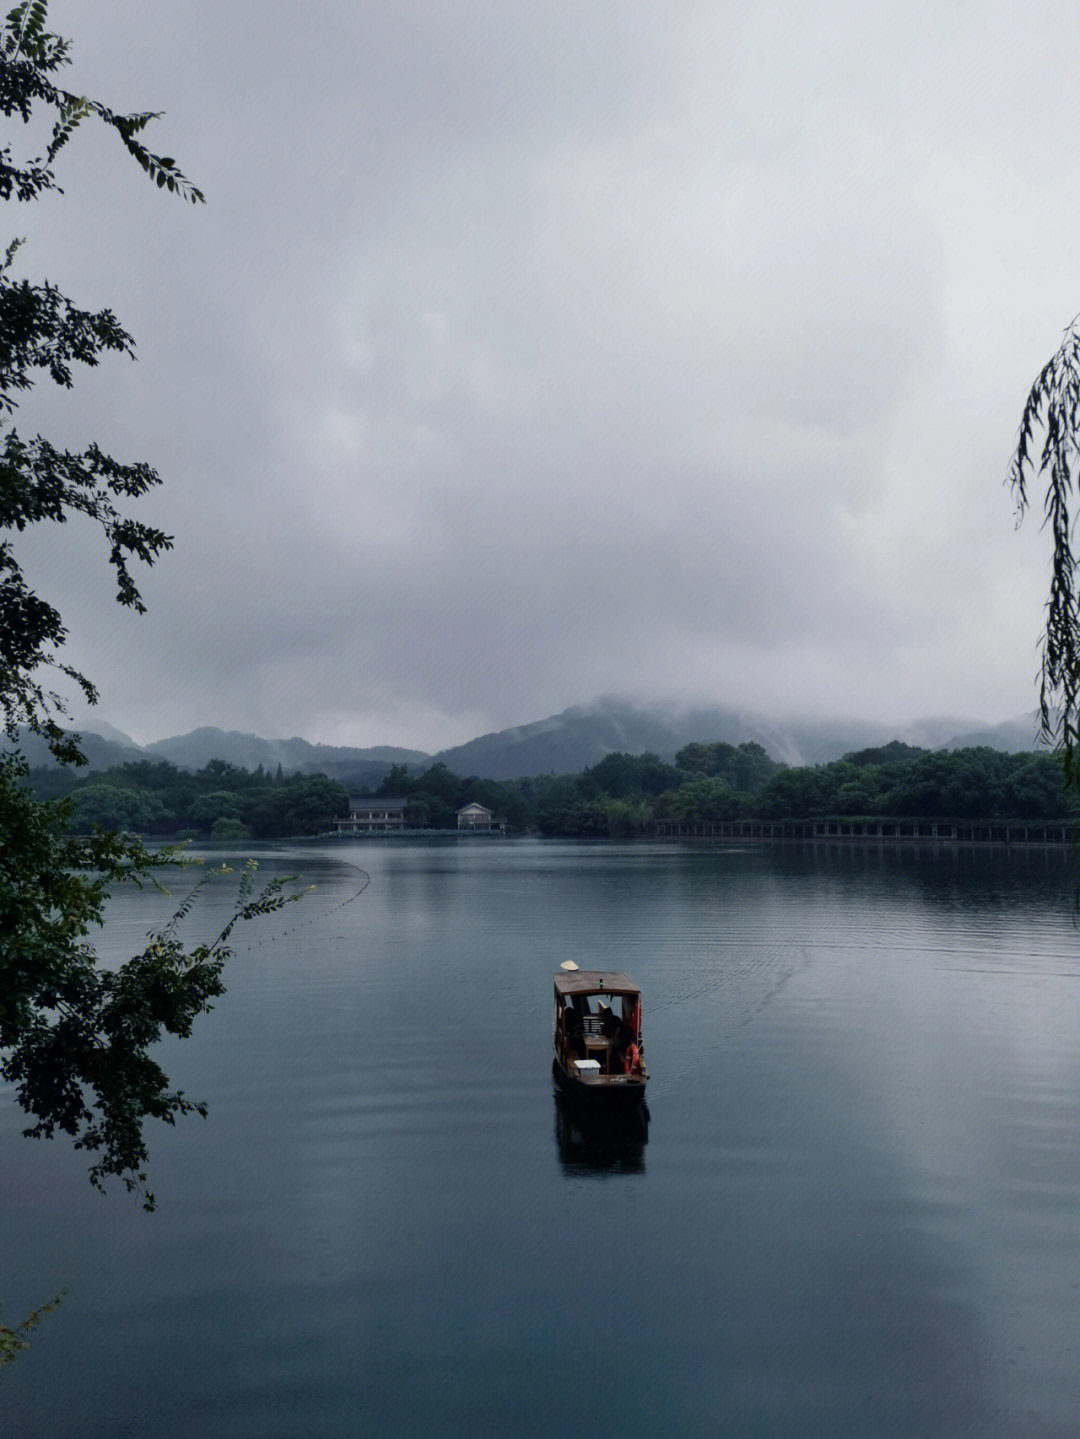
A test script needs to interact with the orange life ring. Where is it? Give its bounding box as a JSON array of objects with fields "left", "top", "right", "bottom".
[{"left": 623, "top": 1042, "right": 640, "bottom": 1076}]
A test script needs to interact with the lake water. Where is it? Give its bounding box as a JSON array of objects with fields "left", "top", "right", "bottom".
[{"left": 5, "top": 838, "right": 1080, "bottom": 1437}]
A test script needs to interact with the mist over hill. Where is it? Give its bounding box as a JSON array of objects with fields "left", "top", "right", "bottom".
[
  {"left": 941, "top": 715, "right": 1043, "bottom": 752},
  {"left": 4, "top": 699, "right": 1048, "bottom": 782},
  {"left": 4, "top": 728, "right": 146, "bottom": 770},
  {"left": 430, "top": 700, "right": 1039, "bottom": 779}
]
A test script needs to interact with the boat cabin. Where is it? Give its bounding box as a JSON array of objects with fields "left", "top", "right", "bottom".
[{"left": 553, "top": 970, "right": 645, "bottom": 1086}]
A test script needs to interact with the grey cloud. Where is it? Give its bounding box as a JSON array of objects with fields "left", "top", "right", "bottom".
[{"left": 13, "top": 2, "right": 1069, "bottom": 747}]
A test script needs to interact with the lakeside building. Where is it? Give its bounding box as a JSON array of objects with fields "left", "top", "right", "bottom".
[
  {"left": 336, "top": 796, "right": 407, "bottom": 833},
  {"left": 457, "top": 802, "right": 501, "bottom": 831}
]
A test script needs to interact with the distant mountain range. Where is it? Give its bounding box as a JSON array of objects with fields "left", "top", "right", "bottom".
[
  {"left": 4, "top": 699, "right": 1050, "bottom": 783},
  {"left": 6, "top": 725, "right": 428, "bottom": 786},
  {"left": 143, "top": 727, "right": 428, "bottom": 780},
  {"left": 432, "top": 700, "right": 1046, "bottom": 778}
]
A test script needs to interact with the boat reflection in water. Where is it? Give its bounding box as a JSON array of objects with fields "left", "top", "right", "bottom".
[{"left": 552, "top": 1075, "right": 649, "bottom": 1176}]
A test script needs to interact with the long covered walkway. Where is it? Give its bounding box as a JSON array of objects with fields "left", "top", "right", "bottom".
[{"left": 653, "top": 817, "right": 1080, "bottom": 845}]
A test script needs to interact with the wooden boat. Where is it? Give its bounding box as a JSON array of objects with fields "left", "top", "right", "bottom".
[{"left": 552, "top": 965, "right": 648, "bottom": 1106}]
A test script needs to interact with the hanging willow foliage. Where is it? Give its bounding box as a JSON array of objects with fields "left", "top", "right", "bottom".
[{"left": 1008, "top": 318, "right": 1080, "bottom": 777}]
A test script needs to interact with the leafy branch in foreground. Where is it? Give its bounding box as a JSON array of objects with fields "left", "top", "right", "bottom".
[
  {"left": 0, "top": 758, "right": 306, "bottom": 1209},
  {"left": 1, "top": 0, "right": 194, "bottom": 760},
  {"left": 1009, "top": 317, "right": 1080, "bottom": 773},
  {"left": 0, "top": 1291, "right": 63, "bottom": 1368},
  {"left": 0, "top": 1, "right": 203, "bottom": 206},
  {"left": 0, "top": 2, "right": 306, "bottom": 1210}
]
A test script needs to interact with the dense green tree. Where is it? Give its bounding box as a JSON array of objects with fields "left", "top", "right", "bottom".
[
  {"left": 187, "top": 789, "right": 244, "bottom": 833},
  {"left": 404, "top": 793, "right": 431, "bottom": 828},
  {"left": 0, "top": 4, "right": 298, "bottom": 1206},
  {"left": 604, "top": 796, "right": 651, "bottom": 837},
  {"left": 673, "top": 741, "right": 718, "bottom": 775},
  {"left": 755, "top": 765, "right": 830, "bottom": 820},
  {"left": 199, "top": 758, "right": 247, "bottom": 788},
  {"left": 209, "top": 816, "right": 251, "bottom": 841},
  {"left": 377, "top": 763, "right": 410, "bottom": 795},
  {"left": 658, "top": 775, "right": 739, "bottom": 824},
  {"left": 843, "top": 741, "right": 927, "bottom": 767},
  {"left": 533, "top": 774, "right": 579, "bottom": 833},
  {"left": 66, "top": 780, "right": 169, "bottom": 833},
  {"left": 1005, "top": 755, "right": 1072, "bottom": 820},
  {"left": 723, "top": 742, "right": 778, "bottom": 795},
  {"left": 246, "top": 773, "right": 348, "bottom": 838},
  {"left": 580, "top": 751, "right": 681, "bottom": 800},
  {"left": 673, "top": 740, "right": 777, "bottom": 794}
]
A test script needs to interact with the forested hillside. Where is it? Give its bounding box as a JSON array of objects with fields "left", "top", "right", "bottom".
[
  {"left": 19, "top": 740, "right": 1073, "bottom": 839},
  {"left": 23, "top": 760, "right": 350, "bottom": 840}
]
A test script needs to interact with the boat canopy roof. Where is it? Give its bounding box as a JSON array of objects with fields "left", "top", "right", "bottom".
[{"left": 554, "top": 970, "right": 640, "bottom": 998}]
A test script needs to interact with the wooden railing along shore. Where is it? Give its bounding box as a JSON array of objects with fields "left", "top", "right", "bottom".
[{"left": 653, "top": 817, "right": 1080, "bottom": 846}]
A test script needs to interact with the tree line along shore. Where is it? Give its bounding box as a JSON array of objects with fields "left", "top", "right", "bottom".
[{"left": 18, "top": 739, "right": 1077, "bottom": 841}]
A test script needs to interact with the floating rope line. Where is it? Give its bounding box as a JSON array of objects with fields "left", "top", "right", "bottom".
[
  {"left": 226, "top": 859, "right": 371, "bottom": 956},
  {"left": 645, "top": 948, "right": 812, "bottom": 1101}
]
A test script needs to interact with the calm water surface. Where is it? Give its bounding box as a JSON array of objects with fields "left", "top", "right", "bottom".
[{"left": 5, "top": 839, "right": 1080, "bottom": 1437}]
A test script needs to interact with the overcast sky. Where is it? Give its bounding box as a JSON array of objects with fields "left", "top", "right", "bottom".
[{"left": 10, "top": 1, "right": 1077, "bottom": 749}]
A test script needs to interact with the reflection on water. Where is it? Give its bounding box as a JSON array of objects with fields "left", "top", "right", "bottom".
[
  {"left": 552, "top": 1086, "right": 649, "bottom": 1176},
  {"left": 5, "top": 839, "right": 1080, "bottom": 1438}
]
